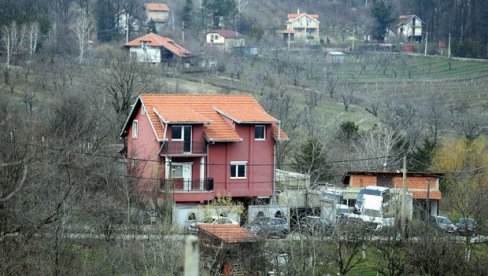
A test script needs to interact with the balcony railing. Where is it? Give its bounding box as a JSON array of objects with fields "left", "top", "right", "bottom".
[
  {"left": 160, "top": 141, "right": 207, "bottom": 155},
  {"left": 161, "top": 178, "right": 214, "bottom": 192}
]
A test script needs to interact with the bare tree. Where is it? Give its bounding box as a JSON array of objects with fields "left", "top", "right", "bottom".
[
  {"left": 95, "top": 55, "right": 153, "bottom": 117},
  {"left": 352, "top": 124, "right": 408, "bottom": 170},
  {"left": 71, "top": 8, "right": 95, "bottom": 64},
  {"left": 27, "top": 21, "right": 40, "bottom": 61},
  {"left": 1, "top": 21, "right": 26, "bottom": 66}
]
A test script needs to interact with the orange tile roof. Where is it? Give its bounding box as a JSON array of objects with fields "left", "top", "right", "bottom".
[
  {"left": 144, "top": 3, "right": 169, "bottom": 11},
  {"left": 272, "top": 123, "right": 288, "bottom": 141},
  {"left": 198, "top": 224, "right": 260, "bottom": 243},
  {"left": 411, "top": 190, "right": 442, "bottom": 200},
  {"left": 125, "top": 33, "right": 191, "bottom": 57},
  {"left": 154, "top": 106, "right": 211, "bottom": 124},
  {"left": 282, "top": 29, "right": 295, "bottom": 34},
  {"left": 288, "top": 13, "right": 319, "bottom": 20},
  {"left": 139, "top": 94, "right": 287, "bottom": 142}
]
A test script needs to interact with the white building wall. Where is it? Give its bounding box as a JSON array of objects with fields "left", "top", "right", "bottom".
[
  {"left": 129, "top": 46, "right": 160, "bottom": 63},
  {"left": 172, "top": 204, "right": 242, "bottom": 231},
  {"left": 206, "top": 33, "right": 225, "bottom": 44}
]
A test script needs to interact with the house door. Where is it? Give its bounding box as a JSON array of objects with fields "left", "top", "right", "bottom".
[
  {"left": 172, "top": 163, "right": 193, "bottom": 191},
  {"left": 183, "top": 126, "right": 191, "bottom": 153}
]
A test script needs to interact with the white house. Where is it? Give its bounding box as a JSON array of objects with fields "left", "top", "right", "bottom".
[
  {"left": 124, "top": 33, "right": 190, "bottom": 64},
  {"left": 282, "top": 10, "right": 320, "bottom": 45},
  {"left": 397, "top": 14, "right": 424, "bottom": 42},
  {"left": 206, "top": 29, "right": 245, "bottom": 52}
]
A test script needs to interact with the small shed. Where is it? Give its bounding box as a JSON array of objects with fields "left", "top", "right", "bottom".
[
  {"left": 198, "top": 224, "right": 265, "bottom": 275},
  {"left": 326, "top": 51, "right": 345, "bottom": 64}
]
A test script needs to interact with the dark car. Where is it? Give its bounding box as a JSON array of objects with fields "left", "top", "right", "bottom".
[
  {"left": 300, "top": 216, "right": 333, "bottom": 235},
  {"left": 429, "top": 215, "right": 457, "bottom": 233},
  {"left": 456, "top": 218, "right": 478, "bottom": 236},
  {"left": 244, "top": 217, "right": 289, "bottom": 239}
]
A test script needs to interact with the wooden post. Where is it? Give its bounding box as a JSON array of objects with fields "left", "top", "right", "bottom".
[{"left": 184, "top": 235, "right": 199, "bottom": 276}]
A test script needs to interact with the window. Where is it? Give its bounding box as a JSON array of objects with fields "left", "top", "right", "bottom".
[
  {"left": 255, "top": 125, "right": 265, "bottom": 140},
  {"left": 141, "top": 106, "right": 146, "bottom": 115},
  {"left": 132, "top": 120, "right": 138, "bottom": 139},
  {"left": 171, "top": 164, "right": 183, "bottom": 178},
  {"left": 172, "top": 126, "right": 183, "bottom": 140},
  {"left": 187, "top": 213, "right": 196, "bottom": 221},
  {"left": 230, "top": 162, "right": 246, "bottom": 178}
]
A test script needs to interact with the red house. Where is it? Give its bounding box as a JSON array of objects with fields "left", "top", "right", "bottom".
[{"left": 121, "top": 94, "right": 287, "bottom": 207}]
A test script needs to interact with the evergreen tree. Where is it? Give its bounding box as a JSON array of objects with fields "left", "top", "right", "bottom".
[
  {"left": 148, "top": 19, "right": 157, "bottom": 33},
  {"left": 408, "top": 138, "right": 437, "bottom": 172},
  {"left": 96, "top": 0, "right": 115, "bottom": 42},
  {"left": 202, "top": 0, "right": 237, "bottom": 28},
  {"left": 292, "top": 138, "right": 332, "bottom": 184},
  {"left": 370, "top": 0, "right": 394, "bottom": 41},
  {"left": 182, "top": 0, "right": 193, "bottom": 29}
]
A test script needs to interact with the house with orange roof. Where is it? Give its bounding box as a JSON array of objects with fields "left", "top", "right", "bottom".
[
  {"left": 206, "top": 29, "right": 245, "bottom": 52},
  {"left": 342, "top": 171, "right": 443, "bottom": 219},
  {"left": 282, "top": 9, "right": 320, "bottom": 45},
  {"left": 120, "top": 94, "right": 287, "bottom": 228},
  {"left": 124, "top": 33, "right": 190, "bottom": 64}
]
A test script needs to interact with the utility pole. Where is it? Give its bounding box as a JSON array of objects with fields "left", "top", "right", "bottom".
[
  {"left": 126, "top": 12, "right": 129, "bottom": 43},
  {"left": 401, "top": 155, "right": 407, "bottom": 240},
  {"left": 424, "top": 31, "right": 428, "bottom": 56},
  {"left": 352, "top": 28, "right": 355, "bottom": 52},
  {"left": 448, "top": 33, "right": 451, "bottom": 58},
  {"left": 182, "top": 21, "right": 185, "bottom": 42}
]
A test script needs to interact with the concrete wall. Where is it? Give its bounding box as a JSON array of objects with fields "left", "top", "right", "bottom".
[
  {"left": 206, "top": 33, "right": 225, "bottom": 44},
  {"left": 248, "top": 205, "right": 289, "bottom": 223},
  {"left": 129, "top": 46, "right": 160, "bottom": 63},
  {"left": 173, "top": 204, "right": 241, "bottom": 231}
]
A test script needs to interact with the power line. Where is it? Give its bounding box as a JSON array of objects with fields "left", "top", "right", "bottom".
[{"left": 7, "top": 140, "right": 395, "bottom": 167}]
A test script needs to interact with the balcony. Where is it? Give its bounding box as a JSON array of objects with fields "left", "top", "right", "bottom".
[
  {"left": 160, "top": 141, "right": 207, "bottom": 156},
  {"left": 161, "top": 178, "right": 214, "bottom": 192}
]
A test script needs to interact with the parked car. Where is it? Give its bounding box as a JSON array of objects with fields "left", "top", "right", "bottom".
[
  {"left": 186, "top": 216, "right": 238, "bottom": 234},
  {"left": 456, "top": 218, "right": 478, "bottom": 236},
  {"left": 429, "top": 215, "right": 457, "bottom": 233},
  {"left": 244, "top": 217, "right": 289, "bottom": 239},
  {"left": 299, "top": 216, "right": 333, "bottom": 235}
]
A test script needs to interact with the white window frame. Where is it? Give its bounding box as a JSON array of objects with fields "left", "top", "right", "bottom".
[
  {"left": 171, "top": 125, "right": 184, "bottom": 141},
  {"left": 132, "top": 120, "right": 138, "bottom": 139},
  {"left": 255, "top": 125, "right": 266, "bottom": 141},
  {"left": 230, "top": 161, "right": 247, "bottom": 179}
]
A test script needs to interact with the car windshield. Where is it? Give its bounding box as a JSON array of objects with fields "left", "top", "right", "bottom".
[
  {"left": 459, "top": 219, "right": 475, "bottom": 225},
  {"left": 272, "top": 219, "right": 286, "bottom": 225},
  {"left": 440, "top": 217, "right": 452, "bottom": 224}
]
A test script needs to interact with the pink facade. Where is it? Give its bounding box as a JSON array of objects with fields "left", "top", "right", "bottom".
[{"left": 121, "top": 94, "right": 287, "bottom": 204}]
